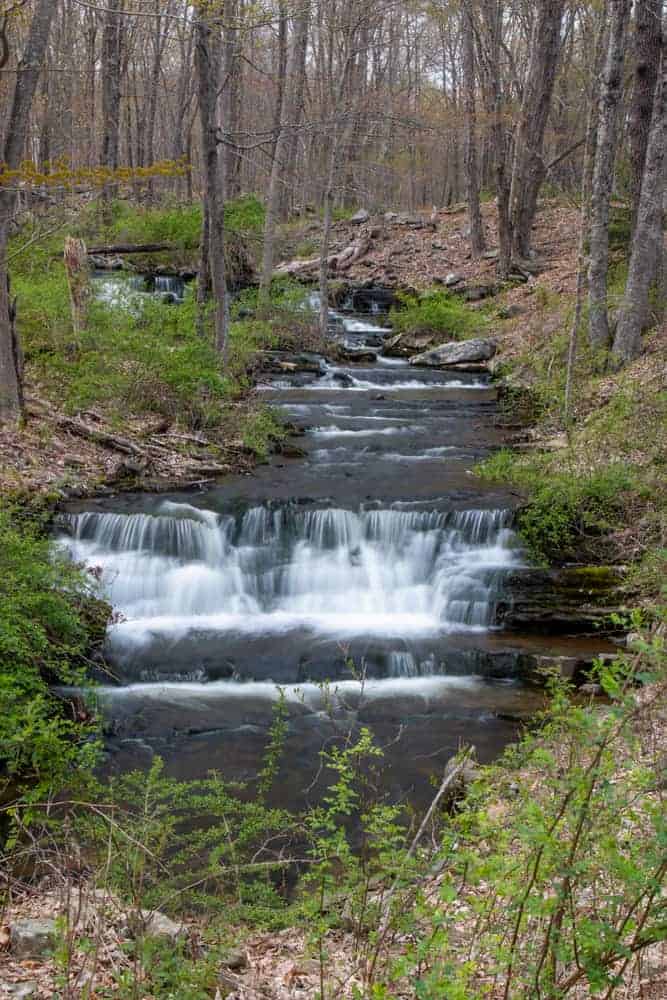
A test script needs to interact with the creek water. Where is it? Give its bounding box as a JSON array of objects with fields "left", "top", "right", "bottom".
[{"left": 57, "top": 293, "right": 593, "bottom": 809}]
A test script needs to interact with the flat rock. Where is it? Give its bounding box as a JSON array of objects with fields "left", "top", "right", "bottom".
[
  {"left": 350, "top": 209, "right": 370, "bottom": 224},
  {"left": 10, "top": 919, "right": 57, "bottom": 959},
  {"left": 410, "top": 338, "right": 497, "bottom": 368}
]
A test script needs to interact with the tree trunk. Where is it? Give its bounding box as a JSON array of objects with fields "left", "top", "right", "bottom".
[
  {"left": 195, "top": 12, "right": 228, "bottom": 356},
  {"left": 259, "top": 2, "right": 309, "bottom": 305},
  {"left": 0, "top": 0, "right": 57, "bottom": 424},
  {"left": 281, "top": 1, "right": 311, "bottom": 220},
  {"left": 564, "top": 13, "right": 606, "bottom": 426},
  {"left": 612, "top": 48, "right": 666, "bottom": 366},
  {"left": 64, "top": 238, "right": 91, "bottom": 340},
  {"left": 101, "top": 0, "right": 124, "bottom": 199},
  {"left": 462, "top": 2, "right": 485, "bottom": 257},
  {"left": 627, "top": 0, "right": 663, "bottom": 232},
  {"left": 222, "top": 0, "right": 243, "bottom": 199},
  {"left": 587, "top": 0, "right": 632, "bottom": 353},
  {"left": 509, "top": 0, "right": 566, "bottom": 258}
]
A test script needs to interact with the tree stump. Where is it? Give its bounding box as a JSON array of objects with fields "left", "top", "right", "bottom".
[{"left": 64, "top": 236, "right": 91, "bottom": 340}]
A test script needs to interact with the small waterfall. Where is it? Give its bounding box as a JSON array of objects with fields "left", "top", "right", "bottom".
[
  {"left": 58, "top": 502, "right": 521, "bottom": 641},
  {"left": 388, "top": 651, "right": 418, "bottom": 677},
  {"left": 153, "top": 275, "right": 185, "bottom": 301}
]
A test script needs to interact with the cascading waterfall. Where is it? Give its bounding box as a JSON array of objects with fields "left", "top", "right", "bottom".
[{"left": 59, "top": 502, "right": 520, "bottom": 645}]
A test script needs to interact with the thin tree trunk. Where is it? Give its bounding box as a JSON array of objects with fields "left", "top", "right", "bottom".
[
  {"left": 462, "top": 1, "right": 485, "bottom": 257},
  {"left": 587, "top": 0, "right": 632, "bottom": 353},
  {"left": 195, "top": 12, "right": 228, "bottom": 356},
  {"left": 222, "top": 0, "right": 243, "bottom": 199},
  {"left": 509, "top": 0, "right": 566, "bottom": 258},
  {"left": 281, "top": 1, "right": 310, "bottom": 219},
  {"left": 0, "top": 0, "right": 58, "bottom": 423},
  {"left": 101, "top": 0, "right": 124, "bottom": 201},
  {"left": 259, "top": 3, "right": 308, "bottom": 305},
  {"left": 564, "top": 15, "right": 606, "bottom": 426},
  {"left": 612, "top": 48, "right": 666, "bottom": 366}
]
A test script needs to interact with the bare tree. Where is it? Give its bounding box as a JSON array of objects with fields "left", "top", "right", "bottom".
[
  {"left": 462, "top": 0, "right": 485, "bottom": 257},
  {"left": 195, "top": 7, "right": 229, "bottom": 356},
  {"left": 612, "top": 43, "right": 666, "bottom": 366},
  {"left": 627, "top": 0, "right": 663, "bottom": 231},
  {"left": 587, "top": 0, "right": 632, "bottom": 353},
  {"left": 0, "top": 0, "right": 58, "bottom": 423},
  {"left": 508, "top": 0, "right": 566, "bottom": 258},
  {"left": 101, "top": 0, "right": 125, "bottom": 197}
]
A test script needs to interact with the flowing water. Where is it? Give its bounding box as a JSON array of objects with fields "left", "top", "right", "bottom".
[{"left": 57, "top": 295, "right": 580, "bottom": 808}]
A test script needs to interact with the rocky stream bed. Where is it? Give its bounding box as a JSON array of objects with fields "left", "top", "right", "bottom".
[{"left": 55, "top": 292, "right": 621, "bottom": 812}]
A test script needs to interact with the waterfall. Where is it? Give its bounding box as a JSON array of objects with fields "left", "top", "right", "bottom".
[{"left": 58, "top": 502, "right": 520, "bottom": 642}]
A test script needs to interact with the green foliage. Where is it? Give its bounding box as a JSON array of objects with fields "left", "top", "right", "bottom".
[
  {"left": 390, "top": 289, "right": 482, "bottom": 340},
  {"left": 0, "top": 508, "right": 108, "bottom": 802},
  {"left": 112, "top": 937, "right": 223, "bottom": 1000},
  {"left": 72, "top": 758, "right": 293, "bottom": 927},
  {"left": 82, "top": 195, "right": 264, "bottom": 250},
  {"left": 96, "top": 201, "right": 203, "bottom": 251},
  {"left": 415, "top": 643, "right": 667, "bottom": 999},
  {"left": 478, "top": 451, "right": 634, "bottom": 563}
]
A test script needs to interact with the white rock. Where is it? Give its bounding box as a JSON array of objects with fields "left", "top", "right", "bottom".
[{"left": 10, "top": 919, "right": 57, "bottom": 959}]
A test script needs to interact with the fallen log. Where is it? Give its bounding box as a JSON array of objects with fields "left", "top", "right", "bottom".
[
  {"left": 273, "top": 233, "right": 373, "bottom": 279},
  {"left": 57, "top": 416, "right": 144, "bottom": 456},
  {"left": 86, "top": 242, "right": 175, "bottom": 255}
]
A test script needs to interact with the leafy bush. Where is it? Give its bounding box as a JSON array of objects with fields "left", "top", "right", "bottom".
[
  {"left": 478, "top": 451, "right": 634, "bottom": 563},
  {"left": 390, "top": 289, "right": 482, "bottom": 340},
  {"left": 0, "top": 509, "right": 109, "bottom": 802},
  {"left": 416, "top": 642, "right": 667, "bottom": 999}
]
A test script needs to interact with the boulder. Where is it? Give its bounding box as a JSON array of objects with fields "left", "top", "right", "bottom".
[
  {"left": 462, "top": 284, "right": 500, "bottom": 302},
  {"left": 10, "top": 919, "right": 57, "bottom": 959},
  {"left": 445, "top": 272, "right": 464, "bottom": 288},
  {"left": 410, "top": 338, "right": 497, "bottom": 368},
  {"left": 350, "top": 208, "right": 370, "bottom": 225},
  {"left": 335, "top": 346, "right": 378, "bottom": 364},
  {"left": 6, "top": 984, "right": 38, "bottom": 998},
  {"left": 382, "top": 331, "right": 436, "bottom": 358},
  {"left": 221, "top": 948, "right": 248, "bottom": 970},
  {"left": 132, "top": 909, "right": 185, "bottom": 942}
]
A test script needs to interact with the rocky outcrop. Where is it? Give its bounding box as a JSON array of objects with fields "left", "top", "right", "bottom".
[
  {"left": 498, "top": 566, "right": 626, "bottom": 634},
  {"left": 382, "top": 331, "right": 437, "bottom": 358},
  {"left": 410, "top": 338, "right": 497, "bottom": 368},
  {"left": 260, "top": 352, "right": 327, "bottom": 376},
  {"left": 350, "top": 208, "right": 370, "bottom": 224}
]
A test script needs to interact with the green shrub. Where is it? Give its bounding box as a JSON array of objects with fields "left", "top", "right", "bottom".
[
  {"left": 478, "top": 452, "right": 634, "bottom": 563},
  {"left": 415, "top": 642, "right": 667, "bottom": 999},
  {"left": 390, "top": 289, "right": 482, "bottom": 340},
  {"left": 0, "top": 509, "right": 109, "bottom": 801}
]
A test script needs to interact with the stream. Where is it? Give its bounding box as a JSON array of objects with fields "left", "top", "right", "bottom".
[{"left": 56, "top": 291, "right": 605, "bottom": 810}]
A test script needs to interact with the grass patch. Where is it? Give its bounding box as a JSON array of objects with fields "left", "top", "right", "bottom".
[{"left": 390, "top": 289, "right": 483, "bottom": 340}]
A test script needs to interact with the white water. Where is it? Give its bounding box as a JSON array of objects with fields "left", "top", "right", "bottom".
[{"left": 59, "top": 503, "right": 521, "bottom": 658}]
